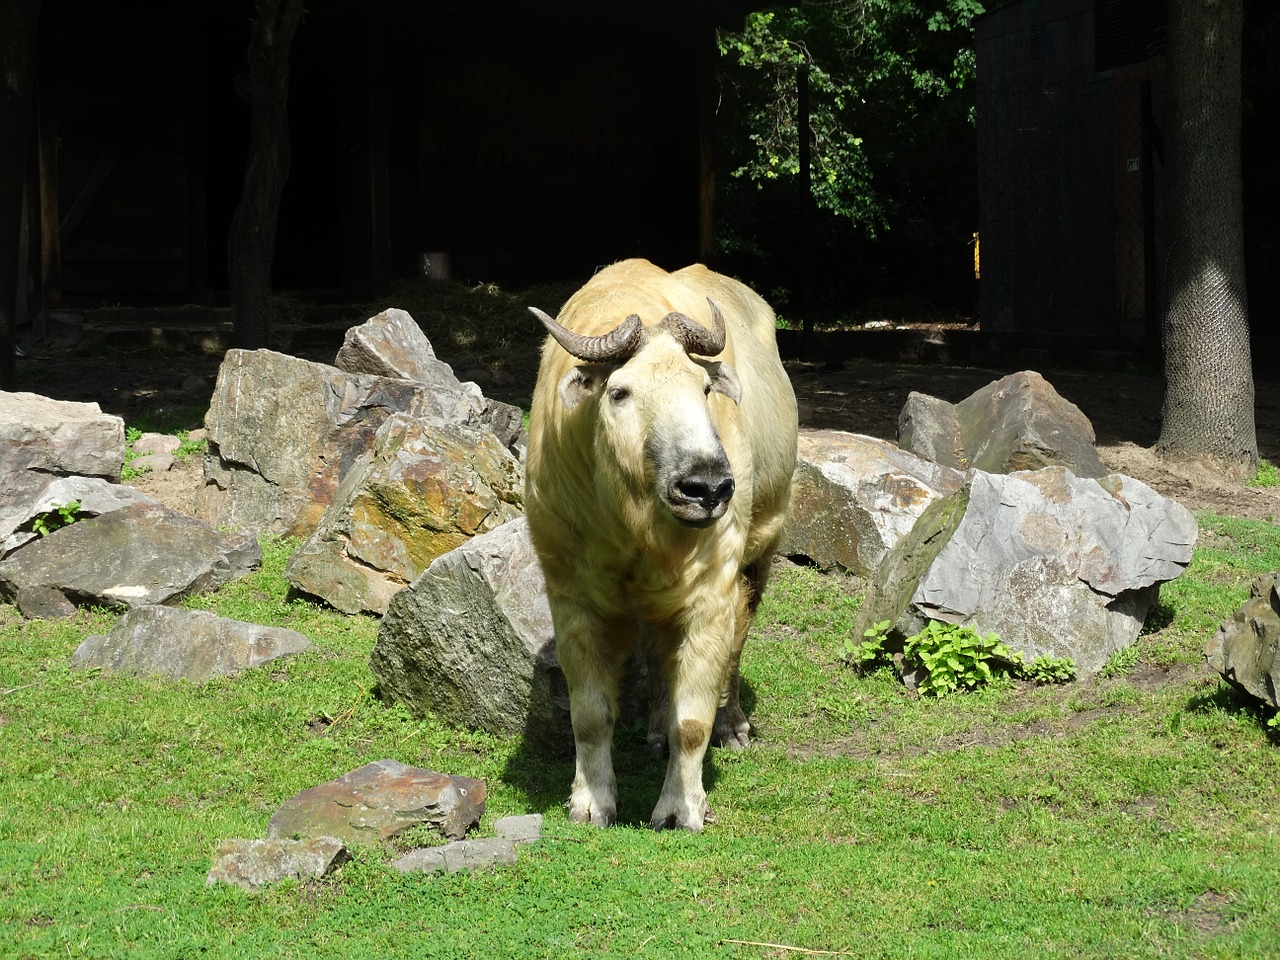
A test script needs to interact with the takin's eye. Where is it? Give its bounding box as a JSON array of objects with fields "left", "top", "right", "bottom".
[{"left": 608, "top": 386, "right": 631, "bottom": 404}]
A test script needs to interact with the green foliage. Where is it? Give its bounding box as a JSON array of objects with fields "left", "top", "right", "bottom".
[
  {"left": 845, "top": 618, "right": 1076, "bottom": 696},
  {"left": 30, "top": 500, "right": 81, "bottom": 537},
  {"left": 1248, "top": 458, "right": 1279, "bottom": 488},
  {"left": 715, "top": 1, "right": 986, "bottom": 313},
  {"left": 843, "top": 618, "right": 891, "bottom": 669},
  {"left": 905, "top": 620, "right": 1012, "bottom": 696}
]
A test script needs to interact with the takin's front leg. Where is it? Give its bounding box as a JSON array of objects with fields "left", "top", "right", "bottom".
[
  {"left": 647, "top": 608, "right": 735, "bottom": 832},
  {"left": 554, "top": 604, "right": 633, "bottom": 827}
]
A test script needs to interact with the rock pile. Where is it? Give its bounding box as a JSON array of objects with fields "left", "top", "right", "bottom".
[{"left": 206, "top": 758, "right": 543, "bottom": 890}]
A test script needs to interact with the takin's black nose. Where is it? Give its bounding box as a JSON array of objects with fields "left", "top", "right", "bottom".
[
  {"left": 662, "top": 451, "right": 736, "bottom": 525},
  {"left": 675, "top": 471, "right": 736, "bottom": 512}
]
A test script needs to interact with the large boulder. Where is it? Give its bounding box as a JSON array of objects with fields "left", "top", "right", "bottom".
[
  {"left": 73, "top": 606, "right": 310, "bottom": 680},
  {"left": 855, "top": 467, "right": 1198, "bottom": 677},
  {"left": 369, "top": 518, "right": 564, "bottom": 739},
  {"left": 334, "top": 307, "right": 459, "bottom": 384},
  {"left": 898, "top": 370, "right": 1108, "bottom": 478},
  {"left": 285, "top": 413, "right": 523, "bottom": 615},
  {"left": 781, "top": 430, "right": 965, "bottom": 574},
  {"left": 197, "top": 349, "right": 514, "bottom": 538},
  {"left": 0, "top": 501, "right": 260, "bottom": 618},
  {"left": 0, "top": 476, "right": 158, "bottom": 558},
  {"left": 1204, "top": 572, "right": 1280, "bottom": 709},
  {"left": 333, "top": 309, "right": 527, "bottom": 457},
  {"left": 0, "top": 392, "right": 125, "bottom": 524}
]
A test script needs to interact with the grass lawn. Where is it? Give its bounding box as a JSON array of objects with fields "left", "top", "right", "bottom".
[{"left": 2, "top": 517, "right": 1279, "bottom": 959}]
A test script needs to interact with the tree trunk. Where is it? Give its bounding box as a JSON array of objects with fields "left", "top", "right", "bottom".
[
  {"left": 0, "top": 1, "right": 42, "bottom": 391},
  {"left": 227, "top": 0, "right": 304, "bottom": 350},
  {"left": 1157, "top": 0, "right": 1256, "bottom": 477}
]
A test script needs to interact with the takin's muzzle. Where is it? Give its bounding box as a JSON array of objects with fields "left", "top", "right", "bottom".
[{"left": 663, "top": 452, "right": 736, "bottom": 525}]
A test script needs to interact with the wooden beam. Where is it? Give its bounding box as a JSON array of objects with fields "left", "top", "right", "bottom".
[{"left": 36, "top": 7, "right": 60, "bottom": 314}]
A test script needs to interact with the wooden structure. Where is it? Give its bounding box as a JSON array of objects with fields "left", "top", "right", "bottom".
[
  {"left": 974, "top": 0, "right": 1167, "bottom": 340},
  {"left": 25, "top": 0, "right": 753, "bottom": 314}
]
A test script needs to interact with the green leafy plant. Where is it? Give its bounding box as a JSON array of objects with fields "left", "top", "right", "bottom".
[
  {"left": 1248, "top": 458, "right": 1279, "bottom": 488},
  {"left": 904, "top": 620, "right": 1011, "bottom": 697},
  {"left": 30, "top": 500, "right": 81, "bottom": 537},
  {"left": 843, "top": 618, "right": 1075, "bottom": 696},
  {"left": 1018, "top": 653, "right": 1078, "bottom": 685},
  {"left": 842, "top": 618, "right": 891, "bottom": 671}
]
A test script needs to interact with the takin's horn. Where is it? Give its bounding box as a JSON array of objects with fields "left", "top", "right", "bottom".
[
  {"left": 657, "top": 299, "right": 726, "bottom": 357},
  {"left": 528, "top": 307, "right": 648, "bottom": 362}
]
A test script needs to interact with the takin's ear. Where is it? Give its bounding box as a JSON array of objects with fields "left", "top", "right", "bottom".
[
  {"left": 702, "top": 360, "right": 742, "bottom": 405},
  {"left": 558, "top": 364, "right": 611, "bottom": 411}
]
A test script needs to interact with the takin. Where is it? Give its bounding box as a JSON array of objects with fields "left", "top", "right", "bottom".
[{"left": 525, "top": 258, "right": 798, "bottom": 831}]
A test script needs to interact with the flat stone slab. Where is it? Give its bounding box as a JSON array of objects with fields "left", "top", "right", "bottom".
[
  {"left": 391, "top": 838, "right": 518, "bottom": 875},
  {"left": 73, "top": 606, "right": 311, "bottom": 681},
  {"left": 267, "top": 759, "right": 486, "bottom": 845},
  {"left": 0, "top": 476, "right": 158, "bottom": 558},
  {"left": 206, "top": 837, "right": 349, "bottom": 891}
]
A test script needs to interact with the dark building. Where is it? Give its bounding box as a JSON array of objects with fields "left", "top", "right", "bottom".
[
  {"left": 974, "top": 0, "right": 1168, "bottom": 341},
  {"left": 26, "top": 1, "right": 749, "bottom": 311}
]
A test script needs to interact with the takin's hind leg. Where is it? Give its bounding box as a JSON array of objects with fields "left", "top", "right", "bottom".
[
  {"left": 642, "top": 624, "right": 674, "bottom": 758},
  {"left": 712, "top": 559, "right": 771, "bottom": 750}
]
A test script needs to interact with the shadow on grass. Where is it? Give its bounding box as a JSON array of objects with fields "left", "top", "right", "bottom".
[
  {"left": 1185, "top": 679, "right": 1280, "bottom": 745},
  {"left": 499, "top": 675, "right": 754, "bottom": 829}
]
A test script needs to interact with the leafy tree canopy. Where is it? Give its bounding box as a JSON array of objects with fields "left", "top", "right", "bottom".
[{"left": 718, "top": 0, "right": 985, "bottom": 236}]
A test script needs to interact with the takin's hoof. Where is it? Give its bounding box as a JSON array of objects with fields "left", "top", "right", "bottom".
[
  {"left": 712, "top": 710, "right": 751, "bottom": 750},
  {"left": 566, "top": 798, "right": 617, "bottom": 827},
  {"left": 649, "top": 803, "right": 716, "bottom": 832}
]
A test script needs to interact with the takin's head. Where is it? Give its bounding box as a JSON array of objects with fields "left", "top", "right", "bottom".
[{"left": 530, "top": 300, "right": 742, "bottom": 527}]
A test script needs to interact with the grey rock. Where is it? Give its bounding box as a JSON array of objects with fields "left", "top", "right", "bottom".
[
  {"left": 391, "top": 838, "right": 518, "bottom": 875},
  {"left": 73, "top": 605, "right": 310, "bottom": 680},
  {"left": 0, "top": 476, "right": 159, "bottom": 558},
  {"left": 128, "top": 453, "right": 175, "bottom": 475},
  {"left": 856, "top": 467, "right": 1198, "bottom": 678},
  {"left": 1204, "top": 571, "right": 1280, "bottom": 709},
  {"left": 896, "top": 392, "right": 961, "bottom": 468},
  {"left": 781, "top": 430, "right": 965, "bottom": 574},
  {"left": 285, "top": 413, "right": 523, "bottom": 615},
  {"left": 206, "top": 837, "right": 349, "bottom": 891},
  {"left": 0, "top": 391, "right": 125, "bottom": 519},
  {"left": 197, "top": 349, "right": 521, "bottom": 540},
  {"left": 898, "top": 370, "right": 1107, "bottom": 477},
  {"left": 333, "top": 309, "right": 527, "bottom": 458},
  {"left": 14, "top": 585, "right": 77, "bottom": 619},
  {"left": 334, "top": 307, "right": 454, "bottom": 382},
  {"left": 0, "top": 501, "right": 260, "bottom": 617},
  {"left": 493, "top": 813, "right": 543, "bottom": 844},
  {"left": 132, "top": 433, "right": 181, "bottom": 456},
  {"left": 369, "top": 518, "right": 566, "bottom": 739},
  {"left": 267, "top": 759, "right": 486, "bottom": 845}
]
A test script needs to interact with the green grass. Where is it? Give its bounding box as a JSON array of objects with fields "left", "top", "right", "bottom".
[
  {"left": 3, "top": 515, "right": 1280, "bottom": 958},
  {"left": 121, "top": 424, "right": 208, "bottom": 480},
  {"left": 1248, "top": 458, "right": 1279, "bottom": 489}
]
